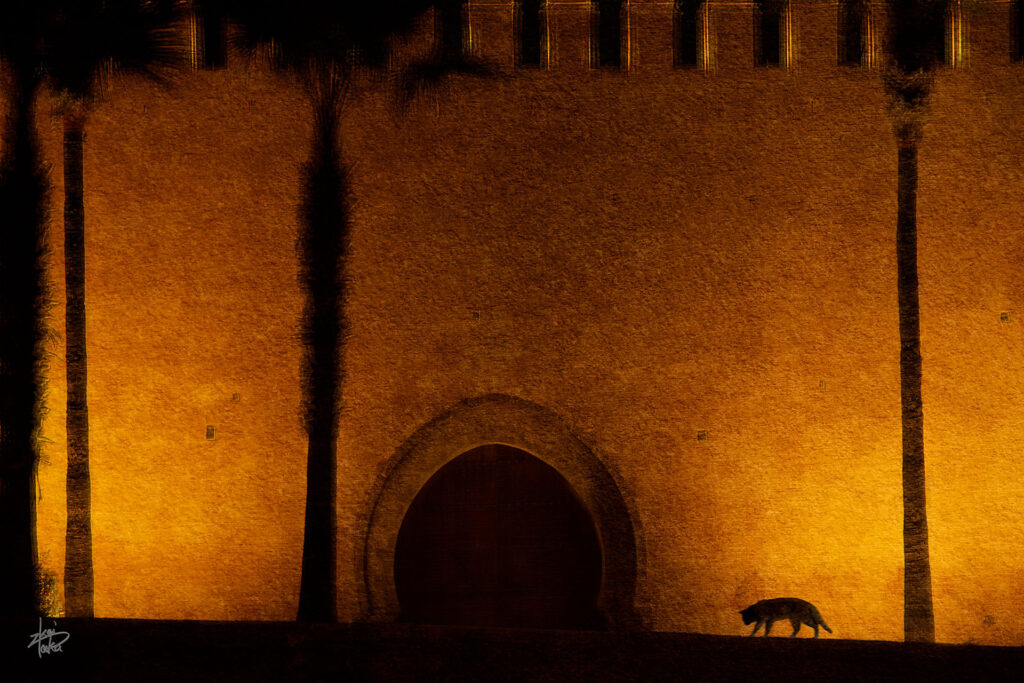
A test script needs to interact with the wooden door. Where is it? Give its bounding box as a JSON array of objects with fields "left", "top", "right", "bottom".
[{"left": 394, "top": 444, "right": 603, "bottom": 628}]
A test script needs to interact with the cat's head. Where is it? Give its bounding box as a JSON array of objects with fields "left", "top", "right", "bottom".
[{"left": 739, "top": 606, "right": 756, "bottom": 624}]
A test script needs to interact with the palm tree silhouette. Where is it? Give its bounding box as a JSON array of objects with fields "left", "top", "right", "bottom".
[
  {"left": 885, "top": 0, "right": 948, "bottom": 643},
  {"left": 0, "top": 2, "right": 55, "bottom": 618},
  {"left": 222, "top": 0, "right": 444, "bottom": 622},
  {"left": 40, "top": 0, "right": 180, "bottom": 619}
]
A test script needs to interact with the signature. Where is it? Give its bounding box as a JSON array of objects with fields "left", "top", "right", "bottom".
[{"left": 27, "top": 618, "right": 70, "bottom": 658}]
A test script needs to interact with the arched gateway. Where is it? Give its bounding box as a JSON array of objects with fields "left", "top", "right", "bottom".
[{"left": 362, "top": 394, "right": 642, "bottom": 628}]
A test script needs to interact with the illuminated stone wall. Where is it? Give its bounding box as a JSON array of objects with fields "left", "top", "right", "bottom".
[{"left": 21, "top": 1, "right": 1024, "bottom": 644}]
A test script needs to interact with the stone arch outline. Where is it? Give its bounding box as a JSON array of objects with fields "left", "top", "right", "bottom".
[{"left": 361, "top": 393, "right": 644, "bottom": 628}]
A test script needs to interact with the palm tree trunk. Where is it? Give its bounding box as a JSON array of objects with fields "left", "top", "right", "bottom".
[
  {"left": 63, "top": 113, "right": 94, "bottom": 618},
  {"left": 0, "top": 70, "right": 47, "bottom": 617},
  {"left": 296, "top": 92, "right": 348, "bottom": 622},
  {"left": 897, "top": 127, "right": 935, "bottom": 643}
]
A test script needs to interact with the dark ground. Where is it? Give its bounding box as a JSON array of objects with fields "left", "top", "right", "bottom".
[{"left": 3, "top": 618, "right": 1022, "bottom": 682}]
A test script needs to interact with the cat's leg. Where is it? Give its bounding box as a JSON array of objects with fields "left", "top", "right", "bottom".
[
  {"left": 763, "top": 619, "right": 774, "bottom": 637},
  {"left": 789, "top": 618, "right": 800, "bottom": 637},
  {"left": 812, "top": 623, "right": 819, "bottom": 638},
  {"left": 749, "top": 621, "right": 761, "bottom": 637}
]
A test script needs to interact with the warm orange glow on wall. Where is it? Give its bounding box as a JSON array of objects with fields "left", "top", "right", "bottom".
[{"left": 17, "top": 1, "right": 1024, "bottom": 647}]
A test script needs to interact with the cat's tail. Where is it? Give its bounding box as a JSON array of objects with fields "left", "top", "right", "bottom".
[{"left": 812, "top": 606, "right": 833, "bottom": 634}]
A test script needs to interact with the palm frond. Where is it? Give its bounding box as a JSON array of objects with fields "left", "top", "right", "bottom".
[
  {"left": 888, "top": 0, "right": 950, "bottom": 74},
  {"left": 397, "top": 54, "right": 495, "bottom": 110},
  {"left": 44, "top": 0, "right": 184, "bottom": 103},
  {"left": 220, "top": 0, "right": 435, "bottom": 75}
]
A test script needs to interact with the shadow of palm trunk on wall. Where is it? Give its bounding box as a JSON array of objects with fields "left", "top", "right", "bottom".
[
  {"left": 296, "top": 77, "right": 349, "bottom": 623},
  {"left": 0, "top": 69, "right": 49, "bottom": 618},
  {"left": 51, "top": 0, "right": 181, "bottom": 619},
  {"left": 885, "top": 0, "right": 946, "bottom": 644},
  {"left": 62, "top": 111, "right": 94, "bottom": 619},
  {"left": 218, "top": 0, "right": 490, "bottom": 621},
  {"left": 895, "top": 121, "right": 934, "bottom": 645}
]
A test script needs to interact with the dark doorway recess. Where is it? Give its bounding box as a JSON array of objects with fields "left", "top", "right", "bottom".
[{"left": 394, "top": 444, "right": 604, "bottom": 629}]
